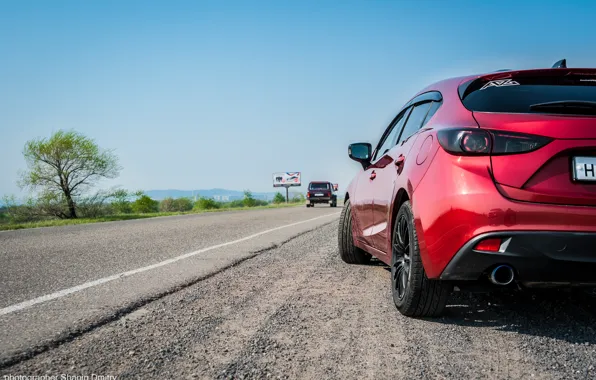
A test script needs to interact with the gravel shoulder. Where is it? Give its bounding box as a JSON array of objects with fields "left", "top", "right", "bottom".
[{"left": 2, "top": 221, "right": 596, "bottom": 379}]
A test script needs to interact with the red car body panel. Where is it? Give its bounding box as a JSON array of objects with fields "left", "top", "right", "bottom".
[
  {"left": 347, "top": 67, "right": 596, "bottom": 282},
  {"left": 413, "top": 148, "right": 596, "bottom": 278},
  {"left": 348, "top": 76, "right": 480, "bottom": 264}
]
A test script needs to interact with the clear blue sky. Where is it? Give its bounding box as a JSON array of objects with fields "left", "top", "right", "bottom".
[{"left": 1, "top": 0, "right": 595, "bottom": 197}]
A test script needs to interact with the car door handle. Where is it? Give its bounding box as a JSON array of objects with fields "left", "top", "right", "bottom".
[
  {"left": 369, "top": 171, "right": 377, "bottom": 180},
  {"left": 395, "top": 155, "right": 405, "bottom": 175}
]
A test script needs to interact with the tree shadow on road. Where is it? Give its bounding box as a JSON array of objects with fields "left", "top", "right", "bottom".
[{"left": 432, "top": 289, "right": 596, "bottom": 344}]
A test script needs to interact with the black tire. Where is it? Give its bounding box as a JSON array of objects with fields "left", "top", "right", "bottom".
[
  {"left": 391, "top": 201, "right": 451, "bottom": 317},
  {"left": 338, "top": 199, "right": 371, "bottom": 264}
]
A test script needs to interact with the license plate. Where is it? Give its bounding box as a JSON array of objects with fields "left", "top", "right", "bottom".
[
  {"left": 572, "top": 157, "right": 596, "bottom": 181},
  {"left": 315, "top": 193, "right": 324, "bottom": 196}
]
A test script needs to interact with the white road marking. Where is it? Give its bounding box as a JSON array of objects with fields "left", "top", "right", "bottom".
[{"left": 0, "top": 212, "right": 340, "bottom": 316}]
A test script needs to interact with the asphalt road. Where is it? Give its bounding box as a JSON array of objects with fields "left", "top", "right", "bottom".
[
  {"left": 3, "top": 206, "right": 596, "bottom": 379},
  {"left": 0, "top": 205, "right": 340, "bottom": 365}
]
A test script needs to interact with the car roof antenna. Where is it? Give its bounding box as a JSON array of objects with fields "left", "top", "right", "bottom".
[{"left": 552, "top": 59, "right": 567, "bottom": 68}]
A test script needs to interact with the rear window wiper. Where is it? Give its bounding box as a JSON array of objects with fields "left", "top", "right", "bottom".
[{"left": 529, "top": 100, "right": 596, "bottom": 115}]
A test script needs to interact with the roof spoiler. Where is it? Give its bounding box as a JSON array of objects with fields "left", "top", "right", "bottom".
[
  {"left": 461, "top": 59, "right": 575, "bottom": 99},
  {"left": 494, "top": 59, "right": 567, "bottom": 72}
]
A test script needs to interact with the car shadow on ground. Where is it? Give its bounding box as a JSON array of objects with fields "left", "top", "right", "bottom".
[
  {"left": 368, "top": 258, "right": 387, "bottom": 267},
  {"left": 377, "top": 263, "right": 596, "bottom": 344},
  {"left": 436, "top": 289, "right": 596, "bottom": 344}
]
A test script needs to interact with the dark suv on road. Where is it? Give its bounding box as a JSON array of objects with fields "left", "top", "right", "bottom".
[{"left": 306, "top": 181, "right": 337, "bottom": 207}]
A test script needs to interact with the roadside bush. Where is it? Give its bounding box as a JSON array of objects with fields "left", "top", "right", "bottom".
[
  {"left": 161, "top": 197, "right": 193, "bottom": 212},
  {"left": 172, "top": 197, "right": 193, "bottom": 211},
  {"left": 2, "top": 191, "right": 116, "bottom": 222},
  {"left": 131, "top": 195, "right": 159, "bottom": 213},
  {"left": 273, "top": 192, "right": 285, "bottom": 204},
  {"left": 112, "top": 201, "right": 132, "bottom": 214},
  {"left": 4, "top": 203, "right": 37, "bottom": 223},
  {"left": 76, "top": 191, "right": 113, "bottom": 218},
  {"left": 225, "top": 200, "right": 245, "bottom": 208},
  {"left": 221, "top": 197, "right": 269, "bottom": 208},
  {"left": 291, "top": 193, "right": 305, "bottom": 203},
  {"left": 159, "top": 197, "right": 176, "bottom": 212},
  {"left": 77, "top": 203, "right": 113, "bottom": 218},
  {"left": 109, "top": 189, "right": 137, "bottom": 214},
  {"left": 194, "top": 197, "right": 221, "bottom": 210},
  {"left": 243, "top": 190, "right": 256, "bottom": 207},
  {"left": 2, "top": 193, "right": 69, "bottom": 222}
]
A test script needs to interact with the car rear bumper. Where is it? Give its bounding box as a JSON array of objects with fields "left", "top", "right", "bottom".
[
  {"left": 440, "top": 231, "right": 596, "bottom": 285},
  {"left": 308, "top": 197, "right": 332, "bottom": 203},
  {"left": 412, "top": 148, "right": 596, "bottom": 279}
]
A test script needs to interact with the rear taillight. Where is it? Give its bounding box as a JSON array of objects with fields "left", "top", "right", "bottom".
[
  {"left": 437, "top": 129, "right": 491, "bottom": 155},
  {"left": 437, "top": 128, "right": 552, "bottom": 156},
  {"left": 491, "top": 131, "right": 552, "bottom": 155},
  {"left": 474, "top": 238, "right": 502, "bottom": 252},
  {"left": 306, "top": 192, "right": 310, "bottom": 198}
]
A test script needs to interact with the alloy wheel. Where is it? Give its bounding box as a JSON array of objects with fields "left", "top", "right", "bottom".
[{"left": 392, "top": 214, "right": 411, "bottom": 300}]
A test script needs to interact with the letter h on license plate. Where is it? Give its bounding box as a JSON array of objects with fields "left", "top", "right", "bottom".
[{"left": 573, "top": 156, "right": 596, "bottom": 182}]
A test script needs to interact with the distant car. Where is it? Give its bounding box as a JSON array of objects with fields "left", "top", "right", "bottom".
[
  {"left": 339, "top": 59, "right": 596, "bottom": 318},
  {"left": 306, "top": 181, "right": 337, "bottom": 207}
]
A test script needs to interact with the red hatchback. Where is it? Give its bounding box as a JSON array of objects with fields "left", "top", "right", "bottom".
[{"left": 338, "top": 60, "right": 596, "bottom": 317}]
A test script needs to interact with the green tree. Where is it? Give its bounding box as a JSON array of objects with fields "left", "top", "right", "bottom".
[
  {"left": 172, "top": 197, "right": 193, "bottom": 211},
  {"left": 243, "top": 190, "right": 256, "bottom": 207},
  {"left": 273, "top": 192, "right": 285, "bottom": 204},
  {"left": 291, "top": 193, "right": 305, "bottom": 203},
  {"left": 162, "top": 197, "right": 194, "bottom": 212},
  {"left": 20, "top": 130, "right": 120, "bottom": 219},
  {"left": 109, "top": 189, "right": 141, "bottom": 214},
  {"left": 131, "top": 195, "right": 159, "bottom": 213},
  {"left": 159, "top": 197, "right": 176, "bottom": 212}
]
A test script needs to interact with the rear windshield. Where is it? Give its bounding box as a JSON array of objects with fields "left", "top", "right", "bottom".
[
  {"left": 461, "top": 76, "right": 596, "bottom": 114},
  {"left": 309, "top": 183, "right": 330, "bottom": 190}
]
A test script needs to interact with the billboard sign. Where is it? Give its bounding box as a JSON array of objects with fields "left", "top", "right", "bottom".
[{"left": 273, "top": 172, "right": 301, "bottom": 187}]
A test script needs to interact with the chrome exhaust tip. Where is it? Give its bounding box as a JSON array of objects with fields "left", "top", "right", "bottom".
[{"left": 489, "top": 265, "right": 515, "bottom": 286}]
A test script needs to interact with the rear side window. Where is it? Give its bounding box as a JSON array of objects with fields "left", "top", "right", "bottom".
[
  {"left": 309, "top": 183, "right": 329, "bottom": 190},
  {"left": 461, "top": 75, "right": 596, "bottom": 114},
  {"left": 372, "top": 108, "right": 411, "bottom": 162},
  {"left": 422, "top": 101, "right": 441, "bottom": 126},
  {"left": 397, "top": 102, "right": 432, "bottom": 144}
]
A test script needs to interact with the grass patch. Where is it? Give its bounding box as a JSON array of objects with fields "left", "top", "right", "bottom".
[{"left": 0, "top": 203, "right": 303, "bottom": 231}]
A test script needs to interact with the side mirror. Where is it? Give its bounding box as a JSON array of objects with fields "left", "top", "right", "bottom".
[{"left": 348, "top": 143, "right": 372, "bottom": 169}]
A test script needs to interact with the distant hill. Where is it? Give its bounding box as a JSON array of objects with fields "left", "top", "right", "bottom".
[{"left": 144, "top": 188, "right": 304, "bottom": 202}]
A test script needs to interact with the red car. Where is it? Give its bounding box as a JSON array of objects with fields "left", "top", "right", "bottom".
[{"left": 338, "top": 59, "right": 596, "bottom": 317}]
